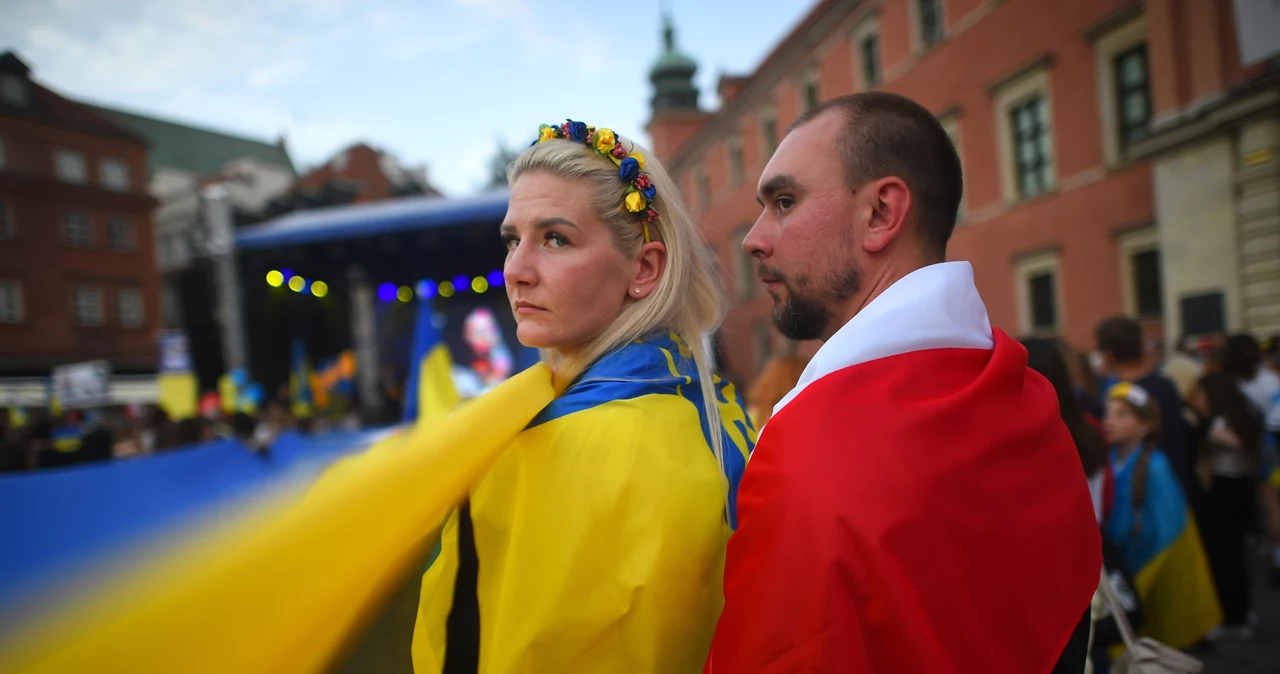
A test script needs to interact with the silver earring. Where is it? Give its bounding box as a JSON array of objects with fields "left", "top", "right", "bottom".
[{"left": 634, "top": 288, "right": 641, "bottom": 295}]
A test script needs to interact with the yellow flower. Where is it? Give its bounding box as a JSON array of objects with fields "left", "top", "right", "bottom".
[
  {"left": 594, "top": 128, "right": 617, "bottom": 154},
  {"left": 629, "top": 151, "right": 646, "bottom": 170},
  {"left": 625, "top": 191, "right": 648, "bottom": 213},
  {"left": 538, "top": 126, "right": 556, "bottom": 143}
]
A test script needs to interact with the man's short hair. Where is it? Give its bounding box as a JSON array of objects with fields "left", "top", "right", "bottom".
[
  {"left": 1221, "top": 333, "right": 1262, "bottom": 379},
  {"left": 1095, "top": 316, "right": 1145, "bottom": 363},
  {"left": 791, "top": 92, "right": 964, "bottom": 259}
]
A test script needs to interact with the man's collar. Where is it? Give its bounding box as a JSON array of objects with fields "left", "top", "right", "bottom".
[{"left": 772, "top": 261, "right": 994, "bottom": 417}]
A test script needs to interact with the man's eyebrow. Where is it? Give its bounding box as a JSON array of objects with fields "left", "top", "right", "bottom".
[
  {"left": 756, "top": 174, "right": 799, "bottom": 206},
  {"left": 499, "top": 217, "right": 580, "bottom": 234}
]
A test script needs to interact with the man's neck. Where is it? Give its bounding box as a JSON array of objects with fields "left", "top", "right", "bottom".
[{"left": 820, "top": 256, "right": 937, "bottom": 343}]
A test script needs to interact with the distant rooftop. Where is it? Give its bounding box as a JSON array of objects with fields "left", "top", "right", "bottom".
[{"left": 83, "top": 103, "right": 297, "bottom": 179}]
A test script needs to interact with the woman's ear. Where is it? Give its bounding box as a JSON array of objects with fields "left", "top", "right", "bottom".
[{"left": 630, "top": 241, "right": 667, "bottom": 299}]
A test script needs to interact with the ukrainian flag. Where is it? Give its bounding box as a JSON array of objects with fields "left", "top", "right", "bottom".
[
  {"left": 402, "top": 297, "right": 459, "bottom": 424},
  {"left": 0, "top": 363, "right": 559, "bottom": 674},
  {"left": 1104, "top": 445, "right": 1222, "bottom": 650}
]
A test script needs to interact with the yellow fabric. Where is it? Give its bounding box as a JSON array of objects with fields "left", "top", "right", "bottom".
[
  {"left": 0, "top": 365, "right": 557, "bottom": 674},
  {"left": 1126, "top": 518, "right": 1223, "bottom": 652},
  {"left": 157, "top": 372, "right": 197, "bottom": 420},
  {"left": 413, "top": 392, "right": 746, "bottom": 673},
  {"left": 419, "top": 343, "right": 460, "bottom": 423}
]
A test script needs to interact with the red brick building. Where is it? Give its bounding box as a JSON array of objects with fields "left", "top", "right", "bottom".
[
  {"left": 648, "top": 0, "right": 1280, "bottom": 387},
  {"left": 0, "top": 51, "right": 160, "bottom": 377}
]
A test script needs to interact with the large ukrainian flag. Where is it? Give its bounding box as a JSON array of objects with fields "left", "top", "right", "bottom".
[
  {"left": 1104, "top": 445, "right": 1222, "bottom": 650},
  {"left": 0, "top": 364, "right": 558, "bottom": 674}
]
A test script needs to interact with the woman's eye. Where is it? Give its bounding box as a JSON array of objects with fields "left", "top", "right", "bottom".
[
  {"left": 544, "top": 232, "right": 569, "bottom": 248},
  {"left": 501, "top": 235, "right": 518, "bottom": 251}
]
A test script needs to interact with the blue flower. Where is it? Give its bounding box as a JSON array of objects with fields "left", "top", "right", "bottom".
[
  {"left": 618, "top": 157, "right": 640, "bottom": 182},
  {"left": 567, "top": 120, "right": 588, "bottom": 142},
  {"left": 641, "top": 184, "right": 656, "bottom": 200}
]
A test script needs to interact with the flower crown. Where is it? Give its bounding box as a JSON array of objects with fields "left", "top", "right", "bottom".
[
  {"left": 533, "top": 119, "right": 657, "bottom": 242},
  {"left": 1109, "top": 381, "right": 1151, "bottom": 410}
]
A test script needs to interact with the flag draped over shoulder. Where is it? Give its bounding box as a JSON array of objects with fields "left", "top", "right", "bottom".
[
  {"left": 0, "top": 364, "right": 557, "bottom": 674},
  {"left": 1104, "top": 448, "right": 1222, "bottom": 649},
  {"left": 402, "top": 298, "right": 460, "bottom": 424}
]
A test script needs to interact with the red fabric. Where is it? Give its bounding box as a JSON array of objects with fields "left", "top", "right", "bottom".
[{"left": 707, "top": 330, "right": 1101, "bottom": 673}]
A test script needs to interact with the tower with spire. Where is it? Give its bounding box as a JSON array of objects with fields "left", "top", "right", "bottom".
[{"left": 645, "top": 8, "right": 712, "bottom": 162}]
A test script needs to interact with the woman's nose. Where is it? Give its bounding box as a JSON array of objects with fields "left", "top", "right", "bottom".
[{"left": 504, "top": 241, "right": 536, "bottom": 287}]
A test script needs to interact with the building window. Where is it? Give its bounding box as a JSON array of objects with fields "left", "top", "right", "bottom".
[
  {"left": 1118, "top": 226, "right": 1163, "bottom": 319},
  {"left": 734, "top": 226, "right": 755, "bottom": 300},
  {"left": 1028, "top": 273, "right": 1058, "bottom": 331},
  {"left": 727, "top": 135, "right": 745, "bottom": 186},
  {"left": 64, "top": 211, "right": 92, "bottom": 247},
  {"left": 1132, "top": 249, "right": 1163, "bottom": 317},
  {"left": 861, "top": 32, "right": 881, "bottom": 87},
  {"left": 1016, "top": 250, "right": 1062, "bottom": 335},
  {"left": 940, "top": 115, "right": 965, "bottom": 222},
  {"left": 755, "top": 319, "right": 774, "bottom": 369},
  {"left": 800, "top": 67, "right": 820, "bottom": 112},
  {"left": 100, "top": 158, "right": 130, "bottom": 191},
  {"left": 0, "top": 281, "right": 23, "bottom": 324},
  {"left": 117, "top": 288, "right": 145, "bottom": 328},
  {"left": 0, "top": 199, "right": 13, "bottom": 238},
  {"left": 697, "top": 168, "right": 711, "bottom": 212},
  {"left": 0, "top": 138, "right": 7, "bottom": 169},
  {"left": 55, "top": 150, "right": 87, "bottom": 184},
  {"left": 161, "top": 284, "right": 183, "bottom": 329},
  {"left": 1010, "top": 95, "right": 1054, "bottom": 198},
  {"left": 0, "top": 74, "right": 26, "bottom": 106},
  {"left": 994, "top": 64, "right": 1055, "bottom": 202},
  {"left": 74, "top": 286, "right": 104, "bottom": 326},
  {"left": 106, "top": 215, "right": 135, "bottom": 251},
  {"left": 917, "top": 0, "right": 944, "bottom": 49},
  {"left": 760, "top": 106, "right": 778, "bottom": 156},
  {"left": 1114, "top": 44, "right": 1152, "bottom": 150}
]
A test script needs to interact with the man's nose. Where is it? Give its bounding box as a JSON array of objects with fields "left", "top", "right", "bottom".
[{"left": 742, "top": 215, "right": 772, "bottom": 260}]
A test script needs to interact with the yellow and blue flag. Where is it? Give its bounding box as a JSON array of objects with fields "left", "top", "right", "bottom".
[
  {"left": 402, "top": 297, "right": 459, "bottom": 424},
  {"left": 1103, "top": 446, "right": 1222, "bottom": 649}
]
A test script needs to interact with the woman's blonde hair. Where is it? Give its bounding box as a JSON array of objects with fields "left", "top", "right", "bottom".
[{"left": 508, "top": 134, "right": 730, "bottom": 506}]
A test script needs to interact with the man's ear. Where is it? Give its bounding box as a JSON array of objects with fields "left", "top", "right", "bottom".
[{"left": 862, "top": 177, "right": 910, "bottom": 254}]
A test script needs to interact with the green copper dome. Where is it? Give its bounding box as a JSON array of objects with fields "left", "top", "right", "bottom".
[{"left": 649, "top": 14, "right": 699, "bottom": 112}]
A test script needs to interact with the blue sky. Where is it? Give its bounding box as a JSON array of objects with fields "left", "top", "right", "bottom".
[{"left": 1, "top": 0, "right": 813, "bottom": 196}]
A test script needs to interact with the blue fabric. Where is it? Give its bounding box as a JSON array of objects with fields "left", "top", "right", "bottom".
[
  {"left": 1101, "top": 372, "right": 1191, "bottom": 491},
  {"left": 530, "top": 332, "right": 754, "bottom": 527},
  {"left": 0, "top": 428, "right": 388, "bottom": 612},
  {"left": 1103, "top": 446, "right": 1188, "bottom": 575},
  {"left": 402, "top": 299, "right": 444, "bottom": 423}
]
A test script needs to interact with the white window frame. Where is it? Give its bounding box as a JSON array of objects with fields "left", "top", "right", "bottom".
[
  {"left": 853, "top": 15, "right": 882, "bottom": 90},
  {"left": 1015, "top": 249, "right": 1064, "bottom": 336},
  {"left": 0, "top": 198, "right": 13, "bottom": 239},
  {"left": 993, "top": 64, "right": 1055, "bottom": 202},
  {"left": 911, "top": 0, "right": 947, "bottom": 52},
  {"left": 726, "top": 133, "right": 745, "bottom": 187},
  {"left": 106, "top": 214, "right": 135, "bottom": 251},
  {"left": 939, "top": 113, "right": 966, "bottom": 223},
  {"left": 64, "top": 210, "right": 92, "bottom": 247},
  {"left": 1093, "top": 14, "right": 1149, "bottom": 166},
  {"left": 99, "top": 158, "right": 130, "bottom": 191},
  {"left": 799, "top": 65, "right": 821, "bottom": 113},
  {"left": 0, "top": 280, "right": 24, "bottom": 324},
  {"left": 117, "top": 288, "right": 145, "bottom": 328},
  {"left": 74, "top": 285, "right": 104, "bottom": 327},
  {"left": 759, "top": 103, "right": 779, "bottom": 157},
  {"left": 55, "top": 149, "right": 87, "bottom": 184},
  {"left": 1117, "top": 226, "right": 1162, "bottom": 317}
]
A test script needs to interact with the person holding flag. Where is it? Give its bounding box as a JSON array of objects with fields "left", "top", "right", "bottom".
[
  {"left": 412, "top": 121, "right": 755, "bottom": 673},
  {"left": 706, "top": 92, "right": 1101, "bottom": 673}
]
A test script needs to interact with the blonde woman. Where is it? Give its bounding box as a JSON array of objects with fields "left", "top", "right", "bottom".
[{"left": 412, "top": 121, "right": 756, "bottom": 673}]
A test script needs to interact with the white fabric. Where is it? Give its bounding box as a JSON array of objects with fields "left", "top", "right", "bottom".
[
  {"left": 1239, "top": 368, "right": 1280, "bottom": 432},
  {"left": 1087, "top": 470, "right": 1105, "bottom": 524},
  {"left": 772, "top": 261, "right": 994, "bottom": 418}
]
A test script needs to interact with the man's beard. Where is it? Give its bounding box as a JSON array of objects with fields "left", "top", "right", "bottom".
[{"left": 765, "top": 264, "right": 861, "bottom": 341}]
